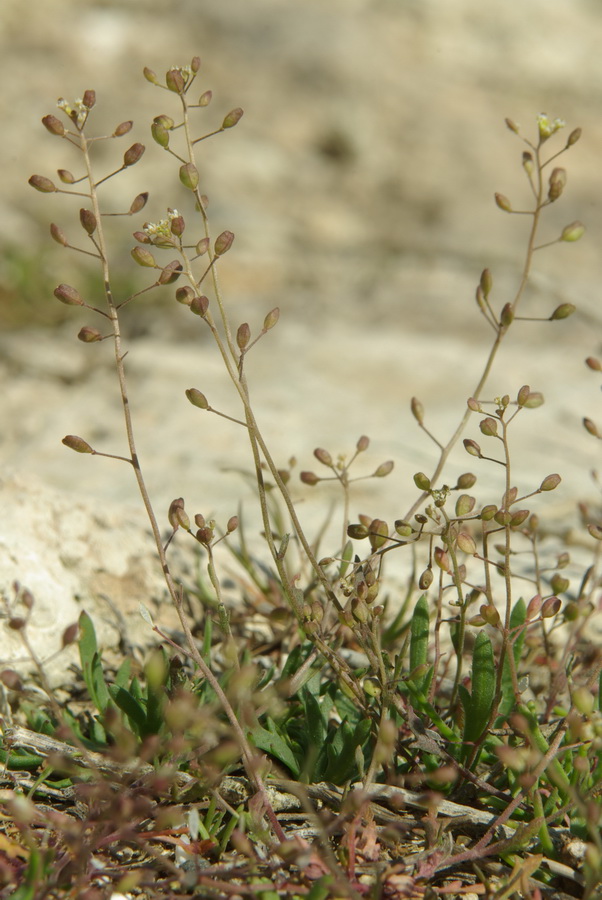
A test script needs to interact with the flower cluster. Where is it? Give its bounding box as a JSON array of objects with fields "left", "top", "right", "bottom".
[
  {"left": 57, "top": 97, "right": 88, "bottom": 128},
  {"left": 143, "top": 208, "right": 181, "bottom": 240}
]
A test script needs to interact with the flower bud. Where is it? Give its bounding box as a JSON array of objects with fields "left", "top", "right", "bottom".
[
  {"left": 413, "top": 472, "right": 431, "bottom": 491},
  {"left": 560, "top": 221, "right": 585, "bottom": 242},
  {"left": 185, "top": 388, "right": 209, "bottom": 409},
  {"left": 495, "top": 192, "right": 512, "bottom": 212},
  {"left": 82, "top": 90, "right": 96, "bottom": 109},
  {"left": 549, "top": 303, "right": 576, "bottom": 320},
  {"left": 29, "top": 174, "right": 57, "bottom": 193},
  {"left": 522, "top": 151, "right": 534, "bottom": 176},
  {"left": 539, "top": 473, "right": 561, "bottom": 492},
  {"left": 79, "top": 208, "right": 97, "bottom": 235},
  {"left": 124, "top": 143, "right": 145, "bottom": 166},
  {"left": 62, "top": 435, "right": 94, "bottom": 453},
  {"left": 131, "top": 246, "right": 157, "bottom": 267},
  {"left": 198, "top": 90, "right": 212, "bottom": 107},
  {"left": 190, "top": 295, "right": 209, "bottom": 316},
  {"left": 129, "top": 192, "right": 148, "bottom": 215},
  {"left": 236, "top": 322, "right": 251, "bottom": 351},
  {"left": 77, "top": 326, "right": 103, "bottom": 343},
  {"left": 263, "top": 307, "right": 280, "bottom": 331},
  {"left": 50, "top": 223, "right": 68, "bottom": 246},
  {"left": 300, "top": 471, "right": 320, "bottom": 486},
  {"left": 113, "top": 120, "right": 133, "bottom": 137},
  {"left": 54, "top": 283, "right": 83, "bottom": 306},
  {"left": 42, "top": 115, "right": 65, "bottom": 136},
  {"left": 222, "top": 108, "right": 244, "bottom": 129},
  {"left": 411, "top": 396, "right": 424, "bottom": 425},
  {"left": 214, "top": 230, "right": 235, "bottom": 256}
]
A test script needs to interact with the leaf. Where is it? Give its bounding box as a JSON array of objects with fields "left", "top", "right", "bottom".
[
  {"left": 78, "top": 611, "right": 110, "bottom": 713},
  {"left": 323, "top": 717, "right": 372, "bottom": 783},
  {"left": 139, "top": 601, "right": 154, "bottom": 627},
  {"left": 496, "top": 598, "right": 527, "bottom": 725},
  {"left": 107, "top": 683, "right": 147, "bottom": 737},
  {"left": 463, "top": 632, "right": 495, "bottom": 746},
  {"left": 409, "top": 594, "right": 430, "bottom": 691},
  {"left": 249, "top": 722, "right": 300, "bottom": 777}
]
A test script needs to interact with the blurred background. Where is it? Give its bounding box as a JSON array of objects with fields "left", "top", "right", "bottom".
[{"left": 1, "top": 0, "right": 601, "bottom": 543}]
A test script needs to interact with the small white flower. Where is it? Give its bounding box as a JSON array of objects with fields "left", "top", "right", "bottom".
[
  {"left": 57, "top": 97, "right": 88, "bottom": 128},
  {"left": 143, "top": 208, "right": 181, "bottom": 240},
  {"left": 537, "top": 113, "right": 566, "bottom": 141}
]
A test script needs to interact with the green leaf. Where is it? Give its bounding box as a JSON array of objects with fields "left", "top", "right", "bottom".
[
  {"left": 249, "top": 722, "right": 300, "bottom": 777},
  {"left": 463, "top": 632, "right": 495, "bottom": 746},
  {"left": 323, "top": 717, "right": 371, "bottom": 783},
  {"left": 496, "top": 598, "right": 527, "bottom": 725},
  {"left": 78, "top": 611, "right": 110, "bottom": 713},
  {"left": 409, "top": 594, "right": 430, "bottom": 691},
  {"left": 107, "top": 683, "right": 147, "bottom": 736}
]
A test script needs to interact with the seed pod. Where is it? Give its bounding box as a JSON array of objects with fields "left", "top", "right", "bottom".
[
  {"left": 495, "top": 192, "right": 512, "bottom": 212},
  {"left": 42, "top": 115, "right": 65, "bottom": 136},
  {"left": 185, "top": 388, "right": 209, "bottom": 409},
  {"left": 158, "top": 260, "right": 183, "bottom": 285},
  {"left": 394, "top": 520, "right": 413, "bottom": 537},
  {"left": 143, "top": 67, "right": 158, "bottom": 84},
  {"left": 505, "top": 118, "right": 520, "bottom": 134},
  {"left": 356, "top": 435, "right": 370, "bottom": 452},
  {"left": 480, "top": 604, "right": 500, "bottom": 626},
  {"left": 151, "top": 121, "right": 170, "bottom": 147},
  {"left": 196, "top": 237, "right": 210, "bottom": 256},
  {"left": 79, "top": 208, "right": 97, "bottom": 235},
  {"left": 263, "top": 307, "right": 279, "bottom": 331},
  {"left": 541, "top": 595, "right": 561, "bottom": 618},
  {"left": 300, "top": 471, "right": 320, "bottom": 486},
  {"left": 413, "top": 472, "right": 431, "bottom": 491},
  {"left": 480, "top": 268, "right": 492, "bottom": 298},
  {"left": 222, "top": 108, "right": 244, "bottom": 129},
  {"left": 479, "top": 417, "right": 498, "bottom": 437},
  {"left": 547, "top": 167, "right": 566, "bottom": 202},
  {"left": 551, "top": 573, "right": 569, "bottom": 594},
  {"left": 214, "top": 230, "right": 235, "bottom": 256},
  {"left": 123, "top": 143, "right": 145, "bottom": 166},
  {"left": 587, "top": 523, "right": 602, "bottom": 540},
  {"left": 131, "top": 246, "right": 157, "bottom": 267},
  {"left": 190, "top": 295, "right": 209, "bottom": 316},
  {"left": 455, "top": 494, "right": 475, "bottom": 516},
  {"left": 583, "top": 418, "right": 600, "bottom": 438},
  {"left": 62, "top": 435, "right": 94, "bottom": 453},
  {"left": 236, "top": 322, "right": 251, "bottom": 351},
  {"left": 522, "top": 151, "right": 534, "bottom": 176},
  {"left": 434, "top": 546, "right": 450, "bottom": 571},
  {"left": 560, "top": 221, "right": 585, "bottom": 242},
  {"left": 168, "top": 498, "right": 189, "bottom": 530},
  {"left": 463, "top": 439, "right": 482, "bottom": 458},
  {"left": 374, "top": 460, "right": 394, "bottom": 478},
  {"left": 347, "top": 523, "right": 368, "bottom": 539},
  {"left": 314, "top": 447, "right": 333, "bottom": 467},
  {"left": 166, "top": 68, "right": 185, "bottom": 93},
  {"left": 29, "top": 174, "right": 57, "bottom": 193},
  {"left": 540, "top": 473, "right": 561, "bottom": 492},
  {"left": 179, "top": 163, "right": 199, "bottom": 190},
  {"left": 57, "top": 169, "right": 75, "bottom": 183},
  {"left": 410, "top": 396, "right": 424, "bottom": 425},
  {"left": 585, "top": 357, "right": 602, "bottom": 372},
  {"left": 457, "top": 532, "right": 477, "bottom": 555},
  {"left": 550, "top": 303, "right": 576, "bottom": 320},
  {"left": 566, "top": 127, "right": 582, "bottom": 147},
  {"left": 500, "top": 302, "right": 514, "bottom": 327},
  {"left": 226, "top": 516, "right": 239, "bottom": 533},
  {"left": 176, "top": 286, "right": 195, "bottom": 306},
  {"left": 50, "top": 223, "right": 68, "bottom": 246},
  {"left": 54, "top": 284, "right": 83, "bottom": 306},
  {"left": 113, "top": 120, "right": 133, "bottom": 136},
  {"left": 82, "top": 90, "right": 96, "bottom": 109},
  {"left": 523, "top": 391, "right": 544, "bottom": 408},
  {"left": 77, "top": 326, "right": 103, "bottom": 343},
  {"left": 129, "top": 192, "right": 148, "bottom": 215},
  {"left": 199, "top": 90, "right": 212, "bottom": 107},
  {"left": 480, "top": 504, "right": 498, "bottom": 521},
  {"left": 418, "top": 568, "right": 433, "bottom": 590},
  {"left": 510, "top": 509, "right": 529, "bottom": 527}
]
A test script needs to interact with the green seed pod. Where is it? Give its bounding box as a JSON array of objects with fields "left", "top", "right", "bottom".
[
  {"left": 494, "top": 509, "right": 512, "bottom": 526},
  {"left": 131, "top": 246, "right": 157, "bottom": 267},
  {"left": 500, "top": 302, "right": 514, "bottom": 327},
  {"left": 479, "top": 417, "right": 498, "bottom": 437},
  {"left": 196, "top": 237, "right": 210, "bottom": 256},
  {"left": 551, "top": 573, "right": 569, "bottom": 594},
  {"left": 185, "top": 388, "right": 209, "bottom": 410},
  {"left": 550, "top": 303, "right": 576, "bottom": 320},
  {"left": 522, "top": 151, "right": 534, "bottom": 176},
  {"left": 77, "top": 326, "right": 103, "bottom": 343},
  {"left": 166, "top": 68, "right": 185, "bottom": 93},
  {"left": 541, "top": 595, "right": 561, "bottom": 618},
  {"left": 463, "top": 439, "right": 482, "bottom": 458},
  {"left": 480, "top": 604, "right": 500, "bottom": 626},
  {"left": 347, "top": 523, "right": 368, "bottom": 539},
  {"left": 480, "top": 504, "right": 498, "bottom": 521},
  {"left": 263, "top": 307, "right": 280, "bottom": 331},
  {"left": 456, "top": 532, "right": 476, "bottom": 555},
  {"left": 539, "top": 473, "right": 561, "bottom": 492},
  {"left": 151, "top": 121, "right": 170, "bottom": 148},
  {"left": 480, "top": 268, "right": 492, "bottom": 298},
  {"left": 510, "top": 509, "right": 529, "bottom": 527},
  {"left": 456, "top": 472, "right": 477, "bottom": 489},
  {"left": 394, "top": 520, "right": 413, "bottom": 537},
  {"left": 418, "top": 568, "right": 433, "bottom": 590},
  {"left": 560, "top": 221, "right": 585, "bottom": 242},
  {"left": 413, "top": 472, "right": 431, "bottom": 491},
  {"left": 123, "top": 143, "right": 145, "bottom": 166},
  {"left": 411, "top": 396, "right": 424, "bottom": 424},
  {"left": 54, "top": 283, "right": 83, "bottom": 306},
  {"left": 566, "top": 127, "right": 582, "bottom": 147},
  {"left": 222, "top": 107, "right": 244, "bottom": 129},
  {"left": 179, "top": 163, "right": 199, "bottom": 190},
  {"left": 523, "top": 391, "right": 544, "bottom": 408},
  {"left": 42, "top": 115, "right": 65, "bottom": 136},
  {"left": 62, "top": 434, "right": 94, "bottom": 453},
  {"left": 455, "top": 494, "right": 475, "bottom": 516},
  {"left": 29, "top": 174, "right": 57, "bottom": 193},
  {"left": 143, "top": 67, "right": 159, "bottom": 84},
  {"left": 198, "top": 90, "right": 212, "bottom": 107}
]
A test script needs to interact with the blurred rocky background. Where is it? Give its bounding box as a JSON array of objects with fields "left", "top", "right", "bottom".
[{"left": 1, "top": 0, "right": 601, "bottom": 679}]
